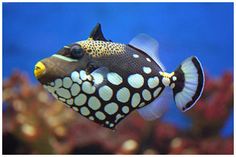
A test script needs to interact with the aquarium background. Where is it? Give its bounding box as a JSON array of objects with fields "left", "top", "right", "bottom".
[{"left": 2, "top": 3, "right": 234, "bottom": 154}]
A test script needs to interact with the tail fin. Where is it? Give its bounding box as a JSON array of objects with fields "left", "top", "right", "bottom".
[{"left": 171, "top": 56, "right": 204, "bottom": 112}]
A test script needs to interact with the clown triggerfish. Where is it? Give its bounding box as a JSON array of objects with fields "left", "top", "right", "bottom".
[{"left": 34, "top": 23, "right": 204, "bottom": 129}]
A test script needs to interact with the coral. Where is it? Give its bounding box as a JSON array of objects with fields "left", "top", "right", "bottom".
[{"left": 2, "top": 71, "right": 233, "bottom": 154}]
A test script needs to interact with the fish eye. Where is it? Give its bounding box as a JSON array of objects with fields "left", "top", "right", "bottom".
[{"left": 70, "top": 44, "right": 84, "bottom": 59}]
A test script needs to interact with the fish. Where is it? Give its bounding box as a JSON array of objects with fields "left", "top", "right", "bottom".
[{"left": 34, "top": 23, "right": 205, "bottom": 129}]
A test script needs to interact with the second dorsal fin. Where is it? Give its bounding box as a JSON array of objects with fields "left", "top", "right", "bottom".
[
  {"left": 89, "top": 23, "right": 110, "bottom": 42},
  {"left": 129, "top": 33, "right": 165, "bottom": 71}
]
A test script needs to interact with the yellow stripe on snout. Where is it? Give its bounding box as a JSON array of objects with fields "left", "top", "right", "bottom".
[{"left": 52, "top": 54, "right": 78, "bottom": 62}]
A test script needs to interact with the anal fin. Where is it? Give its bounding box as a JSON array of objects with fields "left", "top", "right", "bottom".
[{"left": 137, "top": 88, "right": 173, "bottom": 120}]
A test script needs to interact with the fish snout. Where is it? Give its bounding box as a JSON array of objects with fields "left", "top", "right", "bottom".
[{"left": 34, "top": 61, "right": 46, "bottom": 79}]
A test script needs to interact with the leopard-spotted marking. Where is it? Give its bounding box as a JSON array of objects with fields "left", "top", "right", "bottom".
[{"left": 78, "top": 40, "right": 125, "bottom": 57}]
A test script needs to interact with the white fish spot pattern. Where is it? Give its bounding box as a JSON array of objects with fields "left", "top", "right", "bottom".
[
  {"left": 80, "top": 70, "right": 87, "bottom": 80},
  {"left": 54, "top": 79, "right": 62, "bottom": 89},
  {"left": 51, "top": 93, "right": 58, "bottom": 99},
  {"left": 95, "top": 111, "right": 106, "bottom": 120},
  {"left": 74, "top": 93, "right": 87, "bottom": 106},
  {"left": 99, "top": 85, "right": 113, "bottom": 101},
  {"left": 80, "top": 106, "right": 90, "bottom": 116},
  {"left": 146, "top": 58, "right": 151, "bottom": 62},
  {"left": 72, "top": 106, "right": 79, "bottom": 112},
  {"left": 66, "top": 99, "right": 73, "bottom": 105},
  {"left": 162, "top": 77, "right": 171, "bottom": 86},
  {"left": 82, "top": 81, "right": 95, "bottom": 94},
  {"left": 104, "top": 102, "right": 119, "bottom": 115},
  {"left": 89, "top": 116, "right": 94, "bottom": 121},
  {"left": 128, "top": 74, "right": 144, "bottom": 88},
  {"left": 131, "top": 93, "right": 141, "bottom": 108},
  {"left": 45, "top": 86, "right": 55, "bottom": 93},
  {"left": 143, "top": 67, "right": 152, "bottom": 74},
  {"left": 142, "top": 89, "right": 152, "bottom": 101},
  {"left": 133, "top": 54, "right": 139, "bottom": 58},
  {"left": 56, "top": 88, "right": 71, "bottom": 99},
  {"left": 63, "top": 77, "right": 73, "bottom": 88},
  {"left": 139, "top": 102, "right": 146, "bottom": 108},
  {"left": 148, "top": 76, "right": 159, "bottom": 89},
  {"left": 71, "top": 71, "right": 79, "bottom": 81},
  {"left": 88, "top": 96, "right": 101, "bottom": 110},
  {"left": 153, "top": 87, "right": 162, "bottom": 97},
  {"left": 122, "top": 106, "right": 129, "bottom": 114},
  {"left": 107, "top": 72, "right": 123, "bottom": 85},
  {"left": 70, "top": 83, "right": 80, "bottom": 96},
  {"left": 91, "top": 73, "right": 104, "bottom": 85},
  {"left": 172, "top": 76, "right": 177, "bottom": 81},
  {"left": 115, "top": 114, "right": 124, "bottom": 123},
  {"left": 59, "top": 97, "right": 66, "bottom": 102},
  {"left": 116, "top": 87, "right": 130, "bottom": 103}
]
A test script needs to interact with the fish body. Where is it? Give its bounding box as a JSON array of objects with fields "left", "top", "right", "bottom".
[{"left": 34, "top": 23, "right": 204, "bottom": 129}]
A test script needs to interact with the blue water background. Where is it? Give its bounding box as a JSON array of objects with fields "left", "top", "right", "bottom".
[{"left": 3, "top": 3, "right": 233, "bottom": 136}]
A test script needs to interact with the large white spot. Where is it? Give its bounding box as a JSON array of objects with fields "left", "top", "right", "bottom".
[
  {"left": 153, "top": 87, "right": 162, "bottom": 97},
  {"left": 63, "top": 77, "right": 73, "bottom": 88},
  {"left": 143, "top": 67, "right": 152, "bottom": 74},
  {"left": 88, "top": 96, "right": 101, "bottom": 110},
  {"left": 122, "top": 106, "right": 129, "bottom": 114},
  {"left": 74, "top": 93, "right": 87, "bottom": 106},
  {"left": 80, "top": 70, "right": 89, "bottom": 81},
  {"left": 54, "top": 79, "right": 62, "bottom": 89},
  {"left": 91, "top": 73, "right": 104, "bottom": 85},
  {"left": 80, "top": 106, "right": 90, "bottom": 116},
  {"left": 56, "top": 88, "right": 71, "bottom": 99},
  {"left": 142, "top": 89, "right": 152, "bottom": 101},
  {"left": 104, "top": 102, "right": 119, "bottom": 115},
  {"left": 116, "top": 87, "right": 130, "bottom": 103},
  {"left": 71, "top": 71, "right": 82, "bottom": 84},
  {"left": 107, "top": 72, "right": 123, "bottom": 85},
  {"left": 70, "top": 83, "right": 80, "bottom": 96},
  {"left": 82, "top": 81, "right": 95, "bottom": 94},
  {"left": 95, "top": 111, "right": 106, "bottom": 120},
  {"left": 98, "top": 85, "right": 113, "bottom": 101},
  {"left": 128, "top": 74, "right": 144, "bottom": 88},
  {"left": 162, "top": 77, "right": 170, "bottom": 86},
  {"left": 148, "top": 76, "right": 159, "bottom": 89},
  {"left": 131, "top": 93, "right": 141, "bottom": 108}
]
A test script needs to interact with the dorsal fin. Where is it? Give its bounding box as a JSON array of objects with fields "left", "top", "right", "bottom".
[
  {"left": 89, "top": 23, "right": 110, "bottom": 42},
  {"left": 129, "top": 33, "right": 165, "bottom": 71}
]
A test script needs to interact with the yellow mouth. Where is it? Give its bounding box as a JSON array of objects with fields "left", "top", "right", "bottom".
[{"left": 34, "top": 62, "right": 46, "bottom": 78}]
